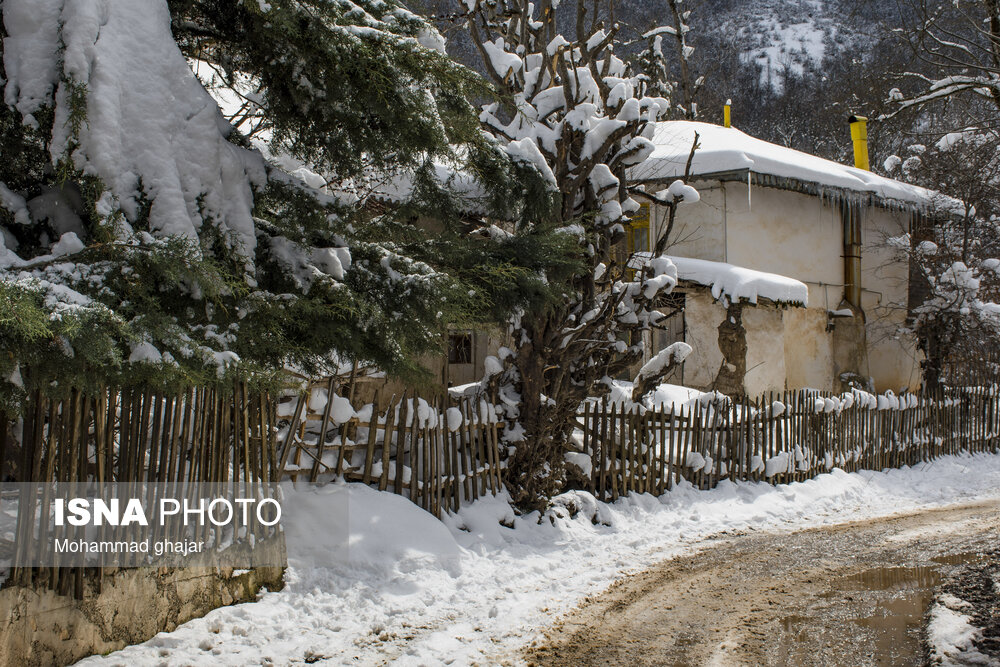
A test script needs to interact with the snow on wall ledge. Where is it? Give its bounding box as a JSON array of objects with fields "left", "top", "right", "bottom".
[
  {"left": 631, "top": 121, "right": 956, "bottom": 211},
  {"left": 669, "top": 256, "right": 808, "bottom": 307}
]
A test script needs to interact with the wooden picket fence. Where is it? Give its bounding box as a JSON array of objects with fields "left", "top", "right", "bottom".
[
  {"left": 274, "top": 382, "right": 1000, "bottom": 515},
  {"left": 275, "top": 386, "right": 504, "bottom": 518},
  {"left": 576, "top": 386, "right": 1000, "bottom": 501},
  {"left": 1, "top": 383, "right": 281, "bottom": 597},
  {"left": 5, "top": 378, "right": 1000, "bottom": 590}
]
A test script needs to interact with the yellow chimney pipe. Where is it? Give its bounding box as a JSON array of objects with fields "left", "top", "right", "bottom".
[
  {"left": 849, "top": 115, "right": 870, "bottom": 171},
  {"left": 724, "top": 99, "right": 732, "bottom": 128}
]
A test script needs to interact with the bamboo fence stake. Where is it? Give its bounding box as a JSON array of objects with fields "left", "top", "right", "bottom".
[
  {"left": 311, "top": 377, "right": 337, "bottom": 483},
  {"left": 392, "top": 394, "right": 408, "bottom": 494},
  {"left": 362, "top": 390, "right": 382, "bottom": 485}
]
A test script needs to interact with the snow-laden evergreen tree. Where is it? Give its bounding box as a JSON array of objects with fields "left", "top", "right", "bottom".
[
  {"left": 0, "top": 0, "right": 543, "bottom": 415},
  {"left": 462, "top": 0, "right": 699, "bottom": 510}
]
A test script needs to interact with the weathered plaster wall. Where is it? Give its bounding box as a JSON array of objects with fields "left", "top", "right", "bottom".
[
  {"left": 743, "top": 305, "right": 787, "bottom": 396},
  {"left": 680, "top": 290, "right": 726, "bottom": 390},
  {"left": 673, "top": 292, "right": 788, "bottom": 396},
  {"left": 652, "top": 177, "right": 923, "bottom": 394},
  {"left": 652, "top": 184, "right": 727, "bottom": 262},
  {"left": 783, "top": 308, "right": 836, "bottom": 392},
  {"left": 654, "top": 179, "right": 844, "bottom": 394},
  {"left": 0, "top": 537, "right": 285, "bottom": 666},
  {"left": 861, "top": 207, "right": 922, "bottom": 392}
]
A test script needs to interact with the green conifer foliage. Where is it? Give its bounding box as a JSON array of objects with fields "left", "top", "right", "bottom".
[{"left": 0, "top": 0, "right": 547, "bottom": 416}]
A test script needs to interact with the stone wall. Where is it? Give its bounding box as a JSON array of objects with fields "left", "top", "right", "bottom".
[{"left": 0, "top": 536, "right": 285, "bottom": 666}]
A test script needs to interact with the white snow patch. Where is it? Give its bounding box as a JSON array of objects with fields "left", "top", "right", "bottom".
[
  {"left": 564, "top": 452, "right": 593, "bottom": 477},
  {"left": 927, "top": 593, "right": 989, "bottom": 666},
  {"left": 669, "top": 255, "right": 808, "bottom": 306},
  {"left": 633, "top": 121, "right": 954, "bottom": 211},
  {"left": 633, "top": 343, "right": 692, "bottom": 390}
]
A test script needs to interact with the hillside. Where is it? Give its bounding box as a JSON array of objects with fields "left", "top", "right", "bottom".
[{"left": 426, "top": 0, "right": 916, "bottom": 164}]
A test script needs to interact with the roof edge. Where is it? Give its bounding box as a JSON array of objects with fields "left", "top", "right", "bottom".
[{"left": 638, "top": 169, "right": 937, "bottom": 215}]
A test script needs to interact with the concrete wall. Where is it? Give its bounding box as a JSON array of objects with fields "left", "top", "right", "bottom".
[{"left": 0, "top": 537, "right": 285, "bottom": 666}]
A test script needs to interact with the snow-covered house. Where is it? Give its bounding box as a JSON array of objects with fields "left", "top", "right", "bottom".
[{"left": 629, "top": 121, "right": 946, "bottom": 396}]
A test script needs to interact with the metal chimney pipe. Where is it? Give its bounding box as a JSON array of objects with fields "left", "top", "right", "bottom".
[{"left": 849, "top": 115, "right": 870, "bottom": 171}]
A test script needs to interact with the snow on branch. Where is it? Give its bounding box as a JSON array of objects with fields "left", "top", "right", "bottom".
[{"left": 632, "top": 342, "right": 692, "bottom": 401}]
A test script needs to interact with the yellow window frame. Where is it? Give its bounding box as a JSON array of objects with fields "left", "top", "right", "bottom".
[
  {"left": 625, "top": 203, "right": 651, "bottom": 279},
  {"left": 626, "top": 203, "right": 651, "bottom": 255}
]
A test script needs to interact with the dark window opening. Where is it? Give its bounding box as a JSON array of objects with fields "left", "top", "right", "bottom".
[
  {"left": 656, "top": 291, "right": 686, "bottom": 314},
  {"left": 448, "top": 333, "right": 473, "bottom": 364}
]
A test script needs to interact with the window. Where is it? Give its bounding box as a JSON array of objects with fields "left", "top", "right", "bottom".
[
  {"left": 654, "top": 292, "right": 686, "bottom": 384},
  {"left": 626, "top": 203, "right": 651, "bottom": 255},
  {"left": 448, "top": 333, "right": 473, "bottom": 364}
]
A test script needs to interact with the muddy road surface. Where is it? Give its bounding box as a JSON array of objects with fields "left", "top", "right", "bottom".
[{"left": 526, "top": 500, "right": 1000, "bottom": 666}]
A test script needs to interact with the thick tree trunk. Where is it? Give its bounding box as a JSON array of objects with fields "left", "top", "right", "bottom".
[
  {"left": 920, "top": 324, "right": 945, "bottom": 393},
  {"left": 504, "top": 324, "right": 574, "bottom": 512}
]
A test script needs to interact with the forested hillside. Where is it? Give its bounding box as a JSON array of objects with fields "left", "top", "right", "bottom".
[{"left": 426, "top": 0, "right": 923, "bottom": 165}]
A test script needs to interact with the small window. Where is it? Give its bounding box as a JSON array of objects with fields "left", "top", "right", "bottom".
[
  {"left": 448, "top": 333, "right": 473, "bottom": 364},
  {"left": 626, "top": 203, "right": 651, "bottom": 255},
  {"left": 656, "top": 291, "right": 686, "bottom": 313}
]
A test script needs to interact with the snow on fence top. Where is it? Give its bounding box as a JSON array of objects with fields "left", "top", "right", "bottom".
[
  {"left": 669, "top": 256, "right": 809, "bottom": 307},
  {"left": 630, "top": 121, "right": 955, "bottom": 212}
]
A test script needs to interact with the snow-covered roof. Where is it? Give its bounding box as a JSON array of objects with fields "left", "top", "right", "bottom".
[
  {"left": 669, "top": 256, "right": 809, "bottom": 307},
  {"left": 631, "top": 121, "right": 951, "bottom": 211}
]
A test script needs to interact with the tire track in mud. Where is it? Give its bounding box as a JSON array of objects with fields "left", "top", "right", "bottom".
[{"left": 525, "top": 500, "right": 1000, "bottom": 667}]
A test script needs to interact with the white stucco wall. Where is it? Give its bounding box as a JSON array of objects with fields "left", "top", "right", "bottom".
[
  {"left": 722, "top": 182, "right": 843, "bottom": 282},
  {"left": 652, "top": 181, "right": 848, "bottom": 310},
  {"left": 655, "top": 183, "right": 728, "bottom": 262},
  {"left": 649, "top": 178, "right": 923, "bottom": 395}
]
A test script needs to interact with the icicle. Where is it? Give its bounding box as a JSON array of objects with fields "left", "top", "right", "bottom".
[{"left": 747, "top": 170, "right": 752, "bottom": 211}]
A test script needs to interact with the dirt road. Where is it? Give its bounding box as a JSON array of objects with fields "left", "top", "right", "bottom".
[{"left": 526, "top": 500, "right": 1000, "bottom": 666}]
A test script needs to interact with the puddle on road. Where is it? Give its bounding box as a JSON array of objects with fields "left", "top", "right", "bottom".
[
  {"left": 839, "top": 565, "right": 941, "bottom": 593},
  {"left": 851, "top": 568, "right": 938, "bottom": 666},
  {"left": 776, "top": 557, "right": 980, "bottom": 666},
  {"left": 931, "top": 550, "right": 986, "bottom": 566}
]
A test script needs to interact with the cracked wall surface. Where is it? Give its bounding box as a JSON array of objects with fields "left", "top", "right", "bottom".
[{"left": 0, "top": 536, "right": 285, "bottom": 666}]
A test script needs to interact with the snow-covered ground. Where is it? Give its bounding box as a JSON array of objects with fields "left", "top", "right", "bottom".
[
  {"left": 926, "top": 593, "right": 991, "bottom": 666},
  {"left": 78, "top": 453, "right": 1000, "bottom": 666}
]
